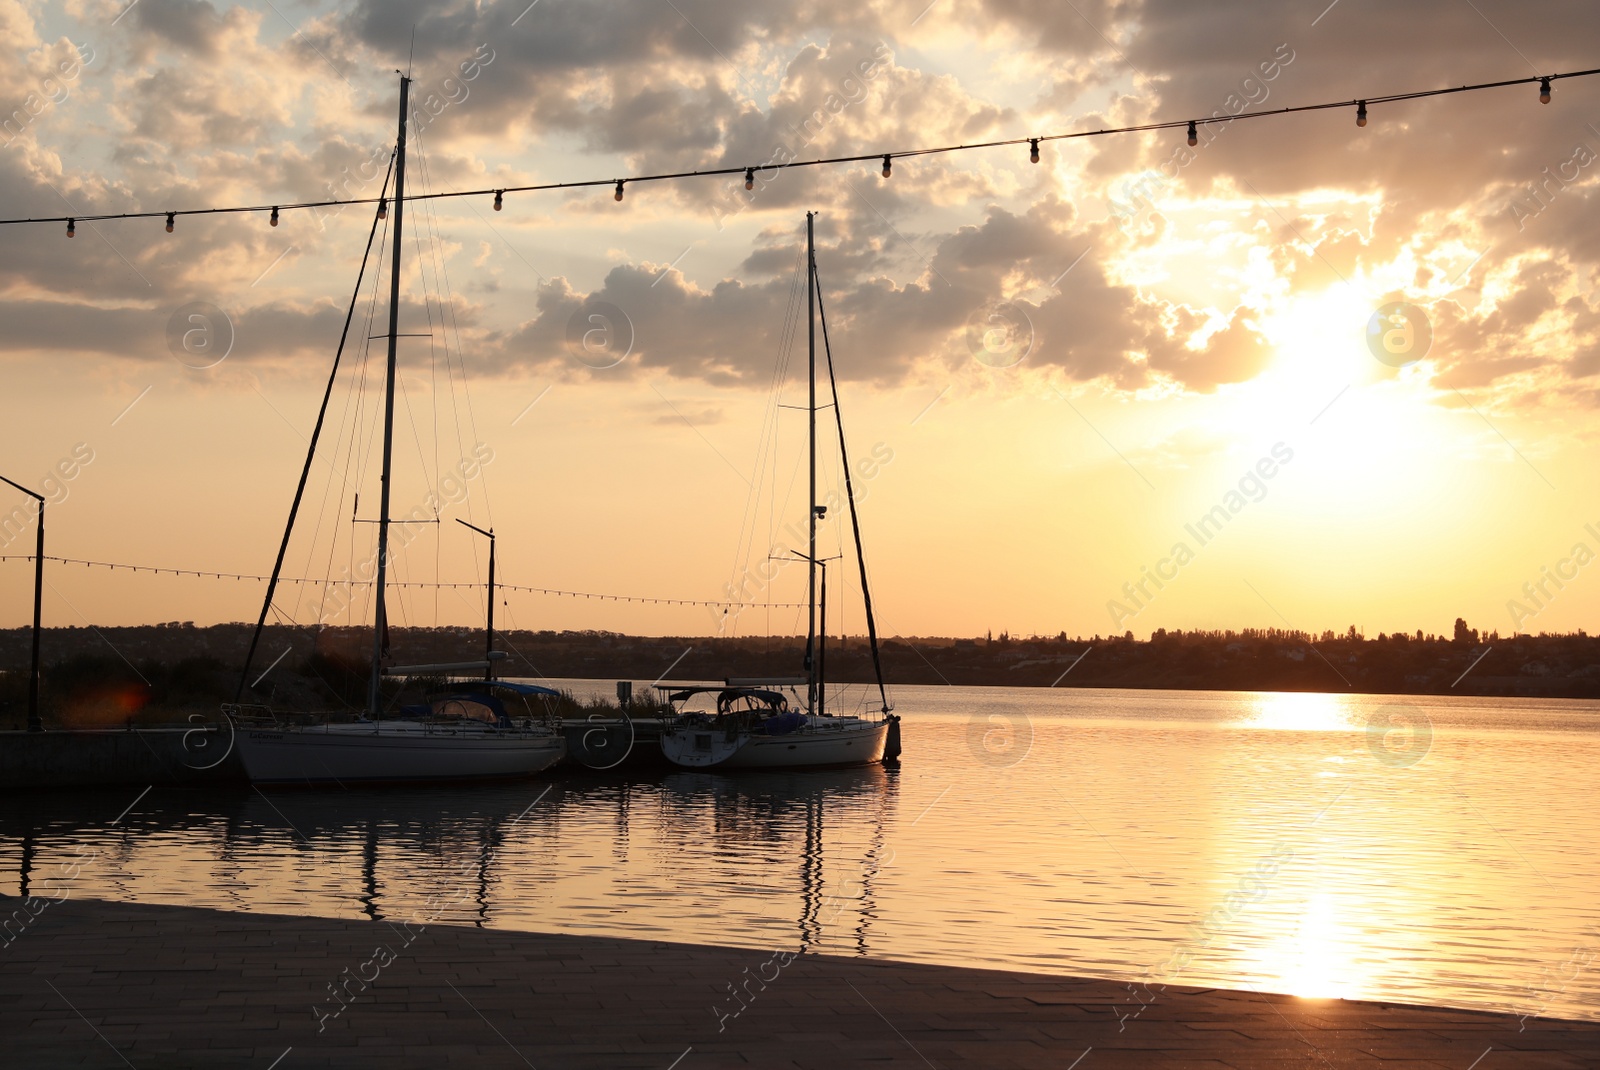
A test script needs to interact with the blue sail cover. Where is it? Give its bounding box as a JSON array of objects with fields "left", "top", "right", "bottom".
[{"left": 760, "top": 710, "right": 808, "bottom": 735}]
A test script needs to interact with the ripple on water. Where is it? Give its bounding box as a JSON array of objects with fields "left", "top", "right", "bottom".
[{"left": 2, "top": 683, "right": 1598, "bottom": 1020}]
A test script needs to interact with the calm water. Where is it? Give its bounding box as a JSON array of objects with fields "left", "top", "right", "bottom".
[{"left": 4, "top": 683, "right": 1599, "bottom": 1021}]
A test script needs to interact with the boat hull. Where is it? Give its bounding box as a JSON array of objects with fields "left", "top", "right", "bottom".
[
  {"left": 236, "top": 722, "right": 566, "bottom": 785},
  {"left": 659, "top": 719, "right": 889, "bottom": 770}
]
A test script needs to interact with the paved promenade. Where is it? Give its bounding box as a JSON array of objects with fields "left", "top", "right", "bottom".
[{"left": 3, "top": 896, "right": 1598, "bottom": 1068}]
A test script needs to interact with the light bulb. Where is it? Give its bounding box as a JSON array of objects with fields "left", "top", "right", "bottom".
[
  {"left": 1186, "top": 120, "right": 1197, "bottom": 147},
  {"left": 66, "top": 218, "right": 75, "bottom": 238},
  {"left": 1029, "top": 139, "right": 1040, "bottom": 164},
  {"left": 493, "top": 190, "right": 503, "bottom": 211},
  {"left": 1540, "top": 77, "right": 1552, "bottom": 104},
  {"left": 377, "top": 198, "right": 387, "bottom": 220},
  {"left": 881, "top": 155, "right": 892, "bottom": 179},
  {"left": 744, "top": 167, "right": 755, "bottom": 191},
  {"left": 269, "top": 207, "right": 279, "bottom": 227},
  {"left": 165, "top": 212, "right": 175, "bottom": 233},
  {"left": 1356, "top": 101, "right": 1367, "bottom": 127},
  {"left": 614, "top": 180, "right": 625, "bottom": 202}
]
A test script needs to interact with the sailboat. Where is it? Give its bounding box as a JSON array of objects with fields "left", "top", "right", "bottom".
[
  {"left": 658, "top": 213, "right": 902, "bottom": 770},
  {"left": 228, "top": 75, "right": 564, "bottom": 785}
]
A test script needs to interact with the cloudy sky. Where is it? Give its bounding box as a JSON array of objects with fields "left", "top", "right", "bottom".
[{"left": 2, "top": 0, "right": 1599, "bottom": 642}]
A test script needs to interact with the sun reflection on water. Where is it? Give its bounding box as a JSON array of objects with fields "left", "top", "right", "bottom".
[
  {"left": 1258, "top": 890, "right": 1374, "bottom": 1001},
  {"left": 1238, "top": 691, "right": 1361, "bottom": 732}
]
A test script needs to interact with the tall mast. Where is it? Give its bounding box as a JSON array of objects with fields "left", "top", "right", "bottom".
[
  {"left": 806, "top": 212, "right": 818, "bottom": 717},
  {"left": 367, "top": 74, "right": 410, "bottom": 718}
]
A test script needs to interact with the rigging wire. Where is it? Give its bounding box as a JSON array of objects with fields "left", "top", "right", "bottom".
[
  {"left": 723, "top": 242, "right": 807, "bottom": 631},
  {"left": 233, "top": 158, "right": 395, "bottom": 697}
]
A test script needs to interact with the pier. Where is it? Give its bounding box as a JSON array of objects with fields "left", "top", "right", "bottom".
[
  {"left": 4, "top": 896, "right": 1597, "bottom": 1068},
  {"left": 0, "top": 715, "right": 663, "bottom": 788}
]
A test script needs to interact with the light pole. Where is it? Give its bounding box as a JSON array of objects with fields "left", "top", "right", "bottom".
[
  {"left": 456, "top": 519, "right": 496, "bottom": 682},
  {"left": 1, "top": 475, "right": 45, "bottom": 732}
]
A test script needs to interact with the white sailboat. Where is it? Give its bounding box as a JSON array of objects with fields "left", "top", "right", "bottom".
[
  {"left": 659, "top": 213, "right": 901, "bottom": 771},
  {"left": 229, "top": 75, "right": 563, "bottom": 785}
]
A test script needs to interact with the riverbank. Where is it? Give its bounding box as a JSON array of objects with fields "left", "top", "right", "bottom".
[{"left": 3, "top": 896, "right": 1596, "bottom": 1068}]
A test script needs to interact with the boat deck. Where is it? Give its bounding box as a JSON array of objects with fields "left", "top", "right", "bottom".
[{"left": 5, "top": 896, "right": 1597, "bottom": 1068}]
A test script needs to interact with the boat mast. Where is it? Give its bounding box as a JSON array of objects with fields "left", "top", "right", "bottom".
[
  {"left": 806, "top": 211, "right": 819, "bottom": 719},
  {"left": 366, "top": 74, "right": 410, "bottom": 718}
]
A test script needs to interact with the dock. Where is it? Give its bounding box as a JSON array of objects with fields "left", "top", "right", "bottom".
[
  {"left": 4, "top": 896, "right": 1597, "bottom": 1067},
  {"left": 0, "top": 716, "right": 664, "bottom": 788}
]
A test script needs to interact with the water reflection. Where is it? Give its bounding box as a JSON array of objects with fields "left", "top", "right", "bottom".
[
  {"left": 4, "top": 686, "right": 1599, "bottom": 1022},
  {"left": 1238, "top": 691, "right": 1357, "bottom": 732},
  {"left": 1, "top": 764, "right": 900, "bottom": 954}
]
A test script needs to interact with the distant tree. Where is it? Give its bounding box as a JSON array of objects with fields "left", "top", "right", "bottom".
[{"left": 1453, "top": 618, "right": 1478, "bottom": 645}]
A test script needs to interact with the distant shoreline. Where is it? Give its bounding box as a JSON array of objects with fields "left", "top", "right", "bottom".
[{"left": 2, "top": 623, "right": 1596, "bottom": 729}]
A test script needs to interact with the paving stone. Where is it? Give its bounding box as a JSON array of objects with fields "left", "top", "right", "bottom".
[{"left": 2, "top": 895, "right": 1599, "bottom": 1068}]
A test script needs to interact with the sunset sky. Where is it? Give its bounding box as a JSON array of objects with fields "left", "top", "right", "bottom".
[{"left": 2, "top": 0, "right": 1600, "bottom": 641}]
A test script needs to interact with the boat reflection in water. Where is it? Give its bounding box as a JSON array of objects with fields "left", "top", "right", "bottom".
[
  {"left": 11, "top": 689, "right": 1598, "bottom": 1022},
  {"left": 2, "top": 764, "right": 899, "bottom": 955}
]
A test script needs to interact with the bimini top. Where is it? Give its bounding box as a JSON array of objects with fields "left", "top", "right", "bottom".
[
  {"left": 400, "top": 680, "right": 566, "bottom": 728},
  {"left": 662, "top": 686, "right": 789, "bottom": 706}
]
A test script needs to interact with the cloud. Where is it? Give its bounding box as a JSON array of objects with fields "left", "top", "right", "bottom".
[{"left": 3, "top": 0, "right": 1600, "bottom": 411}]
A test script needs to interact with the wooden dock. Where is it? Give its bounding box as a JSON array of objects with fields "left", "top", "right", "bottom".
[{"left": 4, "top": 896, "right": 1597, "bottom": 1068}]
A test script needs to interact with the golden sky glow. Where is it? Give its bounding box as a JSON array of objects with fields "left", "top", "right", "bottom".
[{"left": 2, "top": 0, "right": 1599, "bottom": 639}]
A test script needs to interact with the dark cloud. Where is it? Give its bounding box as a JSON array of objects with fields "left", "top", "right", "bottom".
[
  {"left": 130, "top": 0, "right": 229, "bottom": 58},
  {"left": 476, "top": 200, "right": 1269, "bottom": 391}
]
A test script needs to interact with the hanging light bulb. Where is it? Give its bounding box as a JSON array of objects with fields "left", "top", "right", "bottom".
[
  {"left": 269, "top": 207, "right": 280, "bottom": 227},
  {"left": 1186, "top": 120, "right": 1198, "bottom": 147},
  {"left": 377, "top": 197, "right": 388, "bottom": 220},
  {"left": 744, "top": 167, "right": 755, "bottom": 191},
  {"left": 493, "top": 190, "right": 503, "bottom": 211},
  {"left": 1540, "top": 77, "right": 1552, "bottom": 104},
  {"left": 1029, "top": 138, "right": 1040, "bottom": 164},
  {"left": 66, "top": 218, "right": 75, "bottom": 238},
  {"left": 614, "top": 180, "right": 625, "bottom": 202},
  {"left": 165, "top": 212, "right": 175, "bottom": 233},
  {"left": 881, "top": 154, "right": 892, "bottom": 179},
  {"left": 1356, "top": 100, "right": 1368, "bottom": 127}
]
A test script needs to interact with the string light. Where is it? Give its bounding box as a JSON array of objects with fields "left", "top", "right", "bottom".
[
  {"left": 0, "top": 553, "right": 806, "bottom": 608},
  {"left": 65, "top": 218, "right": 74, "bottom": 237},
  {"left": 165, "top": 212, "right": 175, "bottom": 233},
  {"left": 269, "top": 206, "right": 279, "bottom": 227},
  {"left": 1, "top": 65, "right": 1594, "bottom": 232},
  {"left": 1186, "top": 120, "right": 1198, "bottom": 147},
  {"left": 1356, "top": 100, "right": 1368, "bottom": 127},
  {"left": 614, "top": 179, "right": 625, "bottom": 202},
  {"left": 493, "top": 189, "right": 503, "bottom": 211},
  {"left": 745, "top": 167, "right": 755, "bottom": 190},
  {"left": 1029, "top": 138, "right": 1040, "bottom": 163}
]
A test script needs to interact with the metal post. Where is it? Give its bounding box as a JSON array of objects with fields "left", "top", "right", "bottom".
[
  {"left": 30, "top": 504, "right": 41, "bottom": 731},
  {"left": 485, "top": 531, "right": 495, "bottom": 682},
  {"left": 2, "top": 475, "right": 44, "bottom": 732}
]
